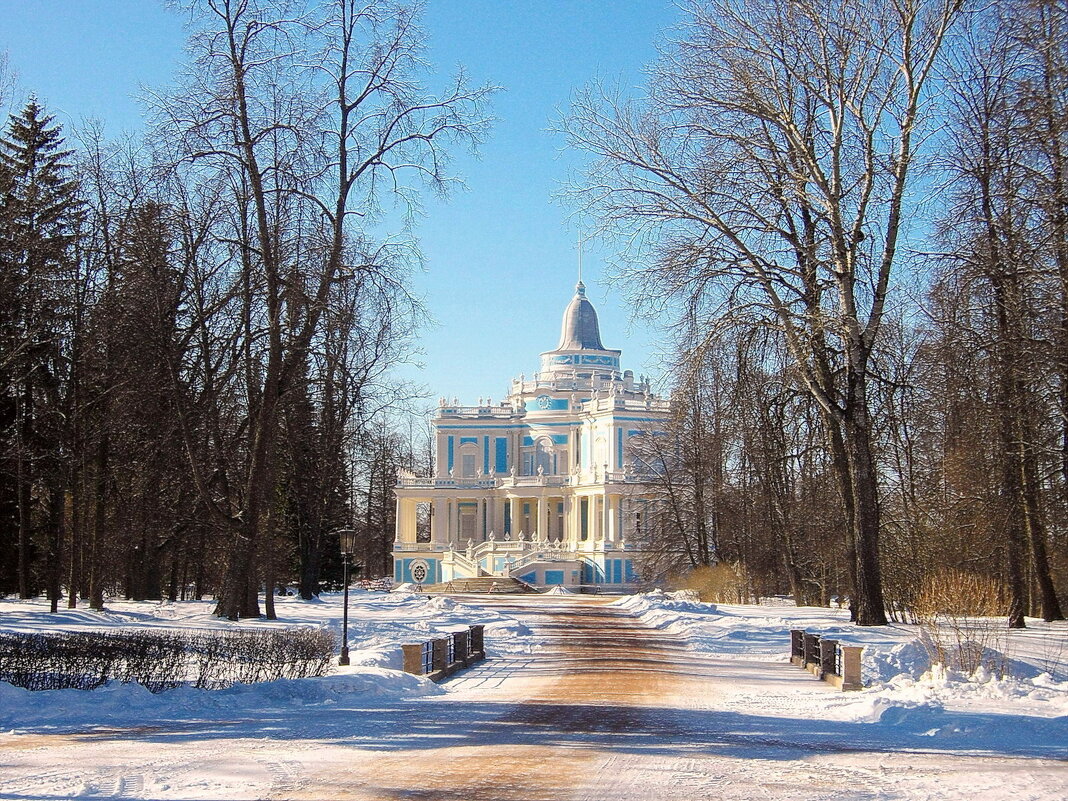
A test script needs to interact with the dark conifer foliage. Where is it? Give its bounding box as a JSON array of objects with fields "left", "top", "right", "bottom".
[{"left": 0, "top": 99, "right": 82, "bottom": 608}]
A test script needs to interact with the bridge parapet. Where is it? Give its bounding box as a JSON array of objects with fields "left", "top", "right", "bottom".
[
  {"left": 789, "top": 629, "right": 863, "bottom": 691},
  {"left": 401, "top": 624, "right": 486, "bottom": 682}
]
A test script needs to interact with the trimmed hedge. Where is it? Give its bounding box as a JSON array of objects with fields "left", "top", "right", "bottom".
[{"left": 0, "top": 627, "right": 336, "bottom": 693}]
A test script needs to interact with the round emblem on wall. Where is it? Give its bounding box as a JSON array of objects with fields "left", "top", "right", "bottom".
[
  {"left": 536, "top": 394, "right": 552, "bottom": 410},
  {"left": 410, "top": 559, "right": 429, "bottom": 583}
]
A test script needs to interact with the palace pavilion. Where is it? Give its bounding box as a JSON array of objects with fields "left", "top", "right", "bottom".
[{"left": 392, "top": 281, "right": 669, "bottom": 590}]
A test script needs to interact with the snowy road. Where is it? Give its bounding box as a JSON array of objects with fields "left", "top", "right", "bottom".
[{"left": 1, "top": 595, "right": 1066, "bottom": 800}]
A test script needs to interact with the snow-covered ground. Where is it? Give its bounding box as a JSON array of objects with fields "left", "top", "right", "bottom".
[
  {"left": 1, "top": 589, "right": 1066, "bottom": 799},
  {"left": 0, "top": 590, "right": 533, "bottom": 732},
  {"left": 616, "top": 591, "right": 1068, "bottom": 754}
]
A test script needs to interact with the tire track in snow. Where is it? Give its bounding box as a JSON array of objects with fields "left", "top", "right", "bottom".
[
  {"left": 256, "top": 756, "right": 306, "bottom": 799},
  {"left": 80, "top": 767, "right": 146, "bottom": 798}
]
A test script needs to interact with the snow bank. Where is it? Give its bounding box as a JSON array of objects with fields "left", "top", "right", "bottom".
[
  {"left": 0, "top": 592, "right": 535, "bottom": 730},
  {"left": 0, "top": 666, "right": 444, "bottom": 732},
  {"left": 855, "top": 664, "right": 1068, "bottom": 717},
  {"left": 614, "top": 589, "right": 860, "bottom": 662},
  {"left": 614, "top": 589, "right": 1068, "bottom": 733}
]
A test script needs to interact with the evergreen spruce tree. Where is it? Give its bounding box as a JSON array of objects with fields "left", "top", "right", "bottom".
[{"left": 0, "top": 98, "right": 82, "bottom": 601}]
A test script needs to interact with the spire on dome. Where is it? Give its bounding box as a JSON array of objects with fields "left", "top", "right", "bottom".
[{"left": 557, "top": 281, "right": 604, "bottom": 350}]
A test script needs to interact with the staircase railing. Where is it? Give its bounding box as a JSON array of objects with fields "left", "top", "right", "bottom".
[
  {"left": 442, "top": 549, "right": 483, "bottom": 578},
  {"left": 503, "top": 551, "right": 546, "bottom": 575}
]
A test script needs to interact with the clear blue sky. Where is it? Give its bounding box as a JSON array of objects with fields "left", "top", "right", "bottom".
[{"left": 0, "top": 0, "right": 683, "bottom": 407}]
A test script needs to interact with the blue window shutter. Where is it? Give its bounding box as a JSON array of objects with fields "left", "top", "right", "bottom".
[{"left": 495, "top": 437, "right": 508, "bottom": 473}]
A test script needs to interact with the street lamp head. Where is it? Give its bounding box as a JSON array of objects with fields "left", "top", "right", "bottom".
[{"left": 335, "top": 528, "right": 357, "bottom": 556}]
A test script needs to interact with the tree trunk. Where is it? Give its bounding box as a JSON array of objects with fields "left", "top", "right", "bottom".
[
  {"left": 67, "top": 458, "right": 82, "bottom": 608},
  {"left": 46, "top": 479, "right": 64, "bottom": 613},
  {"left": 215, "top": 518, "right": 260, "bottom": 619},
  {"left": 264, "top": 549, "right": 277, "bottom": 621},
  {"left": 88, "top": 430, "right": 108, "bottom": 610},
  {"left": 844, "top": 407, "right": 888, "bottom": 626},
  {"left": 1020, "top": 418, "right": 1064, "bottom": 621},
  {"left": 16, "top": 379, "right": 32, "bottom": 599},
  {"left": 822, "top": 415, "right": 858, "bottom": 617},
  {"left": 993, "top": 278, "right": 1029, "bottom": 628},
  {"left": 299, "top": 539, "right": 322, "bottom": 600}
]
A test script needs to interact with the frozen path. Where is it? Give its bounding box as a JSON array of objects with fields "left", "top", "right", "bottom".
[{"left": 1, "top": 595, "right": 1066, "bottom": 800}]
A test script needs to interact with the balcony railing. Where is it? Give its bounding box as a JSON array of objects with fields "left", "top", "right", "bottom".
[
  {"left": 393, "top": 541, "right": 452, "bottom": 553},
  {"left": 436, "top": 405, "right": 515, "bottom": 419},
  {"left": 577, "top": 396, "right": 671, "bottom": 414},
  {"left": 396, "top": 476, "right": 499, "bottom": 489},
  {"left": 396, "top": 467, "right": 655, "bottom": 490}
]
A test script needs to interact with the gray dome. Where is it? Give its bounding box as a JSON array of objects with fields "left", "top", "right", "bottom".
[{"left": 557, "top": 282, "right": 605, "bottom": 350}]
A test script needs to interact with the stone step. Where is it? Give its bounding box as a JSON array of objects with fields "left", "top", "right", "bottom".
[{"left": 421, "top": 576, "right": 540, "bottom": 594}]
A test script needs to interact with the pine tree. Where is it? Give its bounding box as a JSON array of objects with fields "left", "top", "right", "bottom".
[{"left": 0, "top": 98, "right": 82, "bottom": 602}]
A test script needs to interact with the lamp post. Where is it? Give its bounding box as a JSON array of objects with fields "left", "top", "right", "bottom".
[{"left": 336, "top": 528, "right": 358, "bottom": 666}]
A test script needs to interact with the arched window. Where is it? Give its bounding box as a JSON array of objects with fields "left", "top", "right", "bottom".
[
  {"left": 594, "top": 436, "right": 608, "bottom": 469},
  {"left": 522, "top": 437, "right": 560, "bottom": 476},
  {"left": 536, "top": 438, "right": 555, "bottom": 475},
  {"left": 459, "top": 443, "right": 479, "bottom": 477}
]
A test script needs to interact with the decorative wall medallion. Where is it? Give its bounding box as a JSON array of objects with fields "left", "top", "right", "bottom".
[{"left": 410, "top": 559, "right": 429, "bottom": 583}]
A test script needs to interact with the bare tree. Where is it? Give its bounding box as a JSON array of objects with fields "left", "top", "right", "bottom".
[
  {"left": 152, "top": 0, "right": 492, "bottom": 618},
  {"left": 564, "top": 0, "right": 964, "bottom": 624},
  {"left": 938, "top": 5, "right": 1063, "bottom": 624}
]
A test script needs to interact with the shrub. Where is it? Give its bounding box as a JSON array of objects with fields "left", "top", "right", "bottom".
[
  {"left": 913, "top": 570, "right": 1010, "bottom": 676},
  {"left": 0, "top": 627, "right": 337, "bottom": 693},
  {"left": 676, "top": 562, "right": 755, "bottom": 604},
  {"left": 188, "top": 628, "right": 336, "bottom": 688}
]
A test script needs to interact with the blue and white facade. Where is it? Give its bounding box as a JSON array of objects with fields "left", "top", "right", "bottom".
[{"left": 393, "top": 282, "right": 669, "bottom": 591}]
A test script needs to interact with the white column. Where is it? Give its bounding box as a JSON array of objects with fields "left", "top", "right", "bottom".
[
  {"left": 537, "top": 497, "right": 548, "bottom": 541},
  {"left": 405, "top": 499, "right": 420, "bottom": 543},
  {"left": 561, "top": 497, "right": 570, "bottom": 544},
  {"left": 431, "top": 498, "right": 445, "bottom": 544},
  {"left": 607, "top": 494, "right": 617, "bottom": 544}
]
